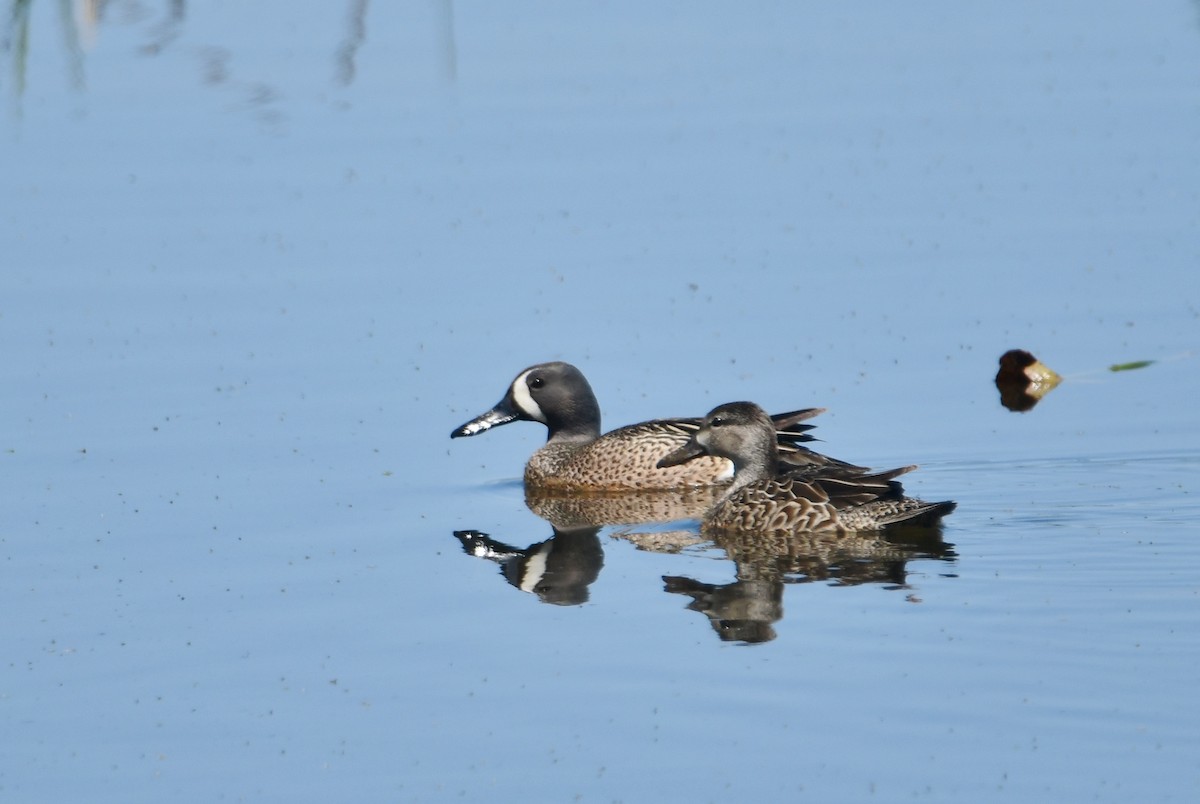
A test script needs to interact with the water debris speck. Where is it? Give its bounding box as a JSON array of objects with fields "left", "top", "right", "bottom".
[{"left": 1109, "top": 360, "right": 1155, "bottom": 372}]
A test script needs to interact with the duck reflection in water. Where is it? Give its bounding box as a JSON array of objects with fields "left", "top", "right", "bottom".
[
  {"left": 451, "top": 485, "right": 722, "bottom": 606},
  {"left": 453, "top": 526, "right": 604, "bottom": 606},
  {"left": 454, "top": 498, "right": 954, "bottom": 630},
  {"left": 456, "top": 405, "right": 954, "bottom": 629},
  {"left": 658, "top": 526, "right": 956, "bottom": 644},
  {"left": 524, "top": 485, "right": 723, "bottom": 530}
]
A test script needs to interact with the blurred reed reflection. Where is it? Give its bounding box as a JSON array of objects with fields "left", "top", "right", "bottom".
[
  {"left": 138, "top": 0, "right": 185, "bottom": 56},
  {"left": 3, "top": 0, "right": 456, "bottom": 112},
  {"left": 334, "top": 0, "right": 367, "bottom": 86},
  {"left": 5, "top": 0, "right": 87, "bottom": 97}
]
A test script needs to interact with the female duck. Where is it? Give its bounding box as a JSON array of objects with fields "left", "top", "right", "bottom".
[{"left": 658, "top": 401, "right": 955, "bottom": 533}]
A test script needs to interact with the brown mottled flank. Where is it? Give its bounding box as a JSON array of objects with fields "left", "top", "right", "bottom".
[
  {"left": 705, "top": 476, "right": 952, "bottom": 535},
  {"left": 524, "top": 421, "right": 735, "bottom": 491},
  {"left": 706, "top": 479, "right": 841, "bottom": 533}
]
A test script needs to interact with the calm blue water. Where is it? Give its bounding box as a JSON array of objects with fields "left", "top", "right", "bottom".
[{"left": 3, "top": 1, "right": 1199, "bottom": 801}]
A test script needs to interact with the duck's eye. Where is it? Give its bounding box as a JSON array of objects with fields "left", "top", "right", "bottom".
[
  {"left": 529, "top": 376, "right": 545, "bottom": 389},
  {"left": 710, "top": 416, "right": 725, "bottom": 427}
]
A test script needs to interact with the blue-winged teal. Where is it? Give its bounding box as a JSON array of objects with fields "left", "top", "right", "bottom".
[
  {"left": 657, "top": 401, "right": 956, "bottom": 533},
  {"left": 450, "top": 362, "right": 840, "bottom": 491}
]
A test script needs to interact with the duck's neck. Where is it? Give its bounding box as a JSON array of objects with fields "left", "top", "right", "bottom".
[
  {"left": 725, "top": 443, "right": 779, "bottom": 496},
  {"left": 544, "top": 396, "right": 602, "bottom": 445},
  {"left": 545, "top": 419, "right": 601, "bottom": 446}
]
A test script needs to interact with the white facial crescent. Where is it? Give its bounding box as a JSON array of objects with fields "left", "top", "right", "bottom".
[{"left": 511, "top": 370, "right": 547, "bottom": 423}]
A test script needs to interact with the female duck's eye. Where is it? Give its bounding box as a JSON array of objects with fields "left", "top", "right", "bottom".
[
  {"left": 710, "top": 416, "right": 724, "bottom": 427},
  {"left": 529, "top": 376, "right": 545, "bottom": 389}
]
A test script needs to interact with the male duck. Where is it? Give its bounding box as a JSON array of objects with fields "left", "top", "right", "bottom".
[
  {"left": 657, "top": 401, "right": 956, "bottom": 533},
  {"left": 451, "top": 362, "right": 840, "bottom": 491}
]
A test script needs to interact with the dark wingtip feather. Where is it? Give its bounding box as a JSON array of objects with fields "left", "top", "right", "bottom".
[{"left": 771, "top": 407, "right": 825, "bottom": 444}]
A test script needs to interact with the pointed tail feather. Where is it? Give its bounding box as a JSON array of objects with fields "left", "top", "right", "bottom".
[{"left": 876, "top": 500, "right": 957, "bottom": 528}]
